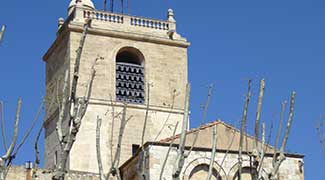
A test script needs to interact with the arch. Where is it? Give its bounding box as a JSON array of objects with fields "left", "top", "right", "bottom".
[
  {"left": 189, "top": 164, "right": 222, "bottom": 180},
  {"left": 115, "top": 46, "right": 145, "bottom": 104},
  {"left": 116, "top": 46, "right": 145, "bottom": 66},
  {"left": 228, "top": 161, "right": 267, "bottom": 180},
  {"left": 182, "top": 157, "right": 227, "bottom": 180}
]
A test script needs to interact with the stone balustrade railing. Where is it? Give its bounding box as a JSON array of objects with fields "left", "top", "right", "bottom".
[
  {"left": 82, "top": 9, "right": 171, "bottom": 31},
  {"left": 84, "top": 10, "right": 124, "bottom": 23},
  {"left": 130, "top": 17, "right": 169, "bottom": 30}
]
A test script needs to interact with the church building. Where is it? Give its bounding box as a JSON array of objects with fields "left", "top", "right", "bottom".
[{"left": 6, "top": 0, "right": 304, "bottom": 179}]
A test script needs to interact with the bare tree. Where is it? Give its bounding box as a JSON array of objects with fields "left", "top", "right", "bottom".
[
  {"left": 269, "top": 92, "right": 296, "bottom": 180},
  {"left": 52, "top": 18, "right": 100, "bottom": 179},
  {"left": 172, "top": 83, "right": 190, "bottom": 179},
  {"left": 0, "top": 98, "right": 21, "bottom": 180},
  {"left": 234, "top": 79, "right": 296, "bottom": 180},
  {"left": 0, "top": 97, "right": 46, "bottom": 180}
]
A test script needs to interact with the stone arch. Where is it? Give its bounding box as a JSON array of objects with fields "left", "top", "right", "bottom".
[
  {"left": 181, "top": 157, "right": 227, "bottom": 180},
  {"left": 228, "top": 160, "right": 267, "bottom": 180},
  {"left": 110, "top": 43, "right": 147, "bottom": 66},
  {"left": 116, "top": 46, "right": 145, "bottom": 66}
]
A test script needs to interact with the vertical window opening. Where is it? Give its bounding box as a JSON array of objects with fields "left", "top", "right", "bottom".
[{"left": 116, "top": 48, "right": 145, "bottom": 104}]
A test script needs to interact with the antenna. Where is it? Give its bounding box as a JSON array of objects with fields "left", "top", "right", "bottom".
[
  {"left": 127, "top": 0, "right": 130, "bottom": 14},
  {"left": 108, "top": 0, "right": 126, "bottom": 14},
  {"left": 120, "top": 0, "right": 124, "bottom": 14},
  {"left": 110, "top": 0, "right": 114, "bottom": 12},
  {"left": 104, "top": 0, "right": 107, "bottom": 11}
]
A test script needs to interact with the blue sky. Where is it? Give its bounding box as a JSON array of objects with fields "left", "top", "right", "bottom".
[{"left": 0, "top": 0, "right": 324, "bottom": 179}]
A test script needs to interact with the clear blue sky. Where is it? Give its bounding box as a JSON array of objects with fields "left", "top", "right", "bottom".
[{"left": 0, "top": 0, "right": 324, "bottom": 179}]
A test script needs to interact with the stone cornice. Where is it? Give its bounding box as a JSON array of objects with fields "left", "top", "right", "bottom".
[{"left": 43, "top": 18, "right": 190, "bottom": 62}]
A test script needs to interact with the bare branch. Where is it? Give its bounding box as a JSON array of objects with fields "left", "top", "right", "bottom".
[
  {"left": 188, "top": 84, "right": 213, "bottom": 156},
  {"left": 270, "top": 91, "right": 296, "bottom": 179},
  {"left": 0, "top": 98, "right": 21, "bottom": 180},
  {"left": 33, "top": 95, "right": 56, "bottom": 180},
  {"left": 0, "top": 101, "right": 7, "bottom": 151},
  {"left": 172, "top": 83, "right": 191, "bottom": 179},
  {"left": 159, "top": 122, "right": 179, "bottom": 180},
  {"left": 238, "top": 80, "right": 252, "bottom": 180},
  {"left": 207, "top": 125, "right": 217, "bottom": 180},
  {"left": 154, "top": 89, "right": 176, "bottom": 141},
  {"left": 273, "top": 101, "right": 287, "bottom": 165},
  {"left": 70, "top": 19, "right": 92, "bottom": 105},
  {"left": 108, "top": 104, "right": 129, "bottom": 180},
  {"left": 96, "top": 116, "right": 106, "bottom": 180},
  {"left": 257, "top": 122, "right": 273, "bottom": 178},
  {"left": 109, "top": 98, "right": 116, "bottom": 167},
  {"left": 280, "top": 92, "right": 296, "bottom": 153},
  {"left": 261, "top": 123, "right": 266, "bottom": 156},
  {"left": 253, "top": 79, "right": 265, "bottom": 154},
  {"left": 3, "top": 98, "right": 21, "bottom": 160},
  {"left": 141, "top": 83, "right": 151, "bottom": 148},
  {"left": 215, "top": 129, "right": 236, "bottom": 180},
  {"left": 13, "top": 100, "right": 44, "bottom": 158},
  {"left": 56, "top": 70, "right": 69, "bottom": 143},
  {"left": 0, "top": 25, "right": 5, "bottom": 44}
]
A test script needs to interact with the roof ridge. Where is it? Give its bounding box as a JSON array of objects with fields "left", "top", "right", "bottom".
[
  {"left": 159, "top": 119, "right": 275, "bottom": 151},
  {"left": 159, "top": 119, "right": 223, "bottom": 143}
]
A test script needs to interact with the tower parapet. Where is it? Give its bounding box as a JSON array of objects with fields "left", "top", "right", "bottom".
[{"left": 58, "top": 4, "right": 187, "bottom": 47}]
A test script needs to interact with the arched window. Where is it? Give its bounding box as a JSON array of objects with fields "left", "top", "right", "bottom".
[
  {"left": 189, "top": 164, "right": 222, "bottom": 180},
  {"left": 116, "top": 47, "right": 145, "bottom": 104}
]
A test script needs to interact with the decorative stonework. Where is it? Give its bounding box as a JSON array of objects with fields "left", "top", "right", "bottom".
[{"left": 182, "top": 157, "right": 227, "bottom": 180}]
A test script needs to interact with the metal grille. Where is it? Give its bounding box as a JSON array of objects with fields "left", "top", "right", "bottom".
[{"left": 116, "top": 62, "right": 145, "bottom": 104}]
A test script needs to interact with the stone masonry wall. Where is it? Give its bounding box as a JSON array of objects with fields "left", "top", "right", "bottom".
[
  {"left": 43, "top": 7, "right": 189, "bottom": 173},
  {"left": 140, "top": 145, "right": 304, "bottom": 180},
  {"left": 6, "top": 166, "right": 100, "bottom": 180},
  {"left": 67, "top": 30, "right": 188, "bottom": 173}
]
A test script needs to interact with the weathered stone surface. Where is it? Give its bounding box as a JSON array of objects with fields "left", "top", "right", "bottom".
[
  {"left": 43, "top": 4, "right": 189, "bottom": 174},
  {"left": 120, "top": 143, "right": 304, "bottom": 180},
  {"left": 6, "top": 166, "right": 100, "bottom": 180}
]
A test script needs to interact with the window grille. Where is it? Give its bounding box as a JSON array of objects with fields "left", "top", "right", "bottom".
[{"left": 116, "top": 62, "right": 145, "bottom": 104}]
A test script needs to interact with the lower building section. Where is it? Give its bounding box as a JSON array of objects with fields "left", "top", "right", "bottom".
[{"left": 120, "top": 143, "right": 305, "bottom": 180}]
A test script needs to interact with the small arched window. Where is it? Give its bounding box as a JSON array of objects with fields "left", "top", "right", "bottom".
[
  {"left": 116, "top": 47, "right": 145, "bottom": 104},
  {"left": 189, "top": 164, "right": 222, "bottom": 180}
]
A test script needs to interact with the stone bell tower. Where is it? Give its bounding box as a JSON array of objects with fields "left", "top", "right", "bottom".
[{"left": 43, "top": 0, "right": 190, "bottom": 173}]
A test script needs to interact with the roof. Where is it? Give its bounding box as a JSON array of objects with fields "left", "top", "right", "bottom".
[
  {"left": 159, "top": 120, "right": 302, "bottom": 155},
  {"left": 119, "top": 120, "right": 304, "bottom": 171}
]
